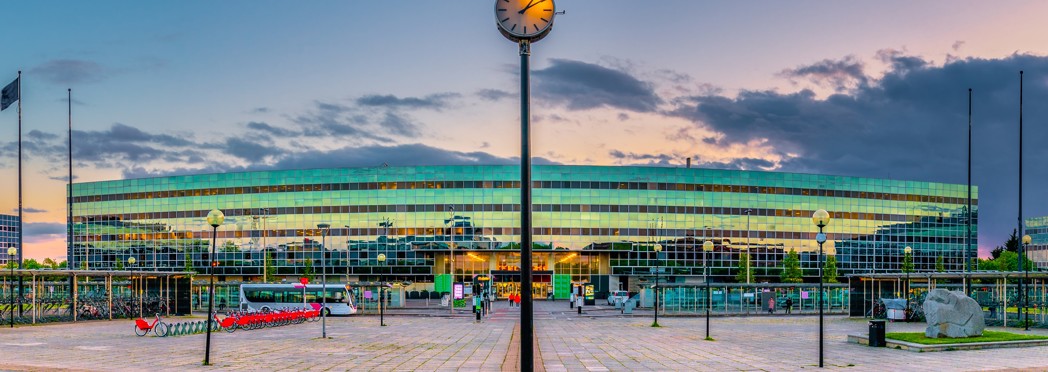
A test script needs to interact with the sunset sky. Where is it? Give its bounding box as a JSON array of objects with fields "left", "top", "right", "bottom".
[{"left": 3, "top": 1, "right": 1048, "bottom": 260}]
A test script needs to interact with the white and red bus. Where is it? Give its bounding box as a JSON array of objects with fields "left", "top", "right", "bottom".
[{"left": 239, "top": 283, "right": 358, "bottom": 316}]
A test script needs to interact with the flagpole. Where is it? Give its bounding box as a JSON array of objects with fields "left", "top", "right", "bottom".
[
  {"left": 16, "top": 70, "right": 23, "bottom": 312},
  {"left": 68, "top": 88, "right": 73, "bottom": 271}
]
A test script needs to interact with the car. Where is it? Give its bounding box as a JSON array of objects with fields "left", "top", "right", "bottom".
[{"left": 607, "top": 290, "right": 629, "bottom": 305}]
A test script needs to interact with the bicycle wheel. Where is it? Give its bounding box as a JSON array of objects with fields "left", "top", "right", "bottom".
[
  {"left": 154, "top": 322, "right": 169, "bottom": 337},
  {"left": 134, "top": 324, "right": 148, "bottom": 337},
  {"left": 224, "top": 322, "right": 237, "bottom": 333}
]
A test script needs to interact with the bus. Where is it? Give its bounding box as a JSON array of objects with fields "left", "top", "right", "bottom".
[{"left": 239, "top": 283, "right": 358, "bottom": 316}]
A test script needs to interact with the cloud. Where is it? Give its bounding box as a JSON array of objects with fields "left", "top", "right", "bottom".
[
  {"left": 12, "top": 208, "right": 48, "bottom": 213},
  {"left": 246, "top": 121, "right": 299, "bottom": 137},
  {"left": 476, "top": 89, "right": 513, "bottom": 101},
  {"left": 24, "top": 222, "right": 66, "bottom": 244},
  {"left": 533, "top": 59, "right": 662, "bottom": 112},
  {"left": 672, "top": 53, "right": 1048, "bottom": 254},
  {"left": 355, "top": 93, "right": 459, "bottom": 110},
  {"left": 779, "top": 56, "right": 868, "bottom": 92},
  {"left": 30, "top": 59, "right": 108, "bottom": 84},
  {"left": 223, "top": 136, "right": 284, "bottom": 161},
  {"left": 121, "top": 143, "right": 561, "bottom": 178}
]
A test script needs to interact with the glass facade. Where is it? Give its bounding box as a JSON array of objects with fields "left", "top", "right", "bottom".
[
  {"left": 0, "top": 214, "right": 18, "bottom": 265},
  {"left": 1025, "top": 216, "right": 1048, "bottom": 269},
  {"left": 69, "top": 165, "right": 977, "bottom": 293}
]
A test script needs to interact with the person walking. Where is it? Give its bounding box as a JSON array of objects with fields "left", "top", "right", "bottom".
[
  {"left": 768, "top": 297, "right": 776, "bottom": 314},
  {"left": 785, "top": 297, "right": 793, "bottom": 314}
]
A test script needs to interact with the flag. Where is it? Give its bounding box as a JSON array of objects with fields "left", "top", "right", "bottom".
[{"left": 0, "top": 77, "right": 17, "bottom": 111}]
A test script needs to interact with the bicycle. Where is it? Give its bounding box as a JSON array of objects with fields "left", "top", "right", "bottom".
[{"left": 134, "top": 313, "right": 169, "bottom": 337}]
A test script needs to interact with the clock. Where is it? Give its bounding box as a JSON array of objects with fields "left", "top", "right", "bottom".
[{"left": 495, "top": 0, "right": 556, "bottom": 42}]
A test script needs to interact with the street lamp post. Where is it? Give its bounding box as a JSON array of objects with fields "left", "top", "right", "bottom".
[
  {"left": 1022, "top": 234, "right": 1031, "bottom": 330},
  {"left": 812, "top": 209, "right": 831, "bottom": 369},
  {"left": 8, "top": 246, "right": 15, "bottom": 328},
  {"left": 652, "top": 243, "right": 662, "bottom": 327},
  {"left": 703, "top": 239, "right": 714, "bottom": 340},
  {"left": 903, "top": 246, "right": 912, "bottom": 317},
  {"left": 204, "top": 209, "right": 224, "bottom": 366},
  {"left": 318, "top": 223, "right": 330, "bottom": 338},
  {"left": 377, "top": 253, "right": 387, "bottom": 326},
  {"left": 744, "top": 209, "right": 752, "bottom": 284},
  {"left": 128, "top": 257, "right": 137, "bottom": 318},
  {"left": 448, "top": 206, "right": 455, "bottom": 316}
]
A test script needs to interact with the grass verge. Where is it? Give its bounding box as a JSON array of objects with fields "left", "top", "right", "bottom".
[{"left": 885, "top": 330, "right": 1048, "bottom": 345}]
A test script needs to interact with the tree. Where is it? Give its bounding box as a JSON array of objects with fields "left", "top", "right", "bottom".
[
  {"left": 735, "top": 252, "right": 752, "bottom": 283},
  {"left": 303, "top": 258, "right": 315, "bottom": 281},
  {"left": 21, "top": 258, "right": 43, "bottom": 270},
  {"left": 58, "top": 260, "right": 67, "bottom": 269},
  {"left": 1005, "top": 228, "right": 1019, "bottom": 253},
  {"left": 43, "top": 258, "right": 58, "bottom": 269},
  {"left": 902, "top": 250, "right": 914, "bottom": 274},
  {"left": 935, "top": 255, "right": 945, "bottom": 272},
  {"left": 183, "top": 253, "right": 197, "bottom": 274},
  {"left": 263, "top": 251, "right": 275, "bottom": 283},
  {"left": 823, "top": 255, "right": 839, "bottom": 283},
  {"left": 781, "top": 249, "right": 803, "bottom": 283},
  {"left": 221, "top": 240, "right": 239, "bottom": 252}
]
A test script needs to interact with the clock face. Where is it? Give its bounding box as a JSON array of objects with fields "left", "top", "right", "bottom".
[{"left": 495, "top": 0, "right": 555, "bottom": 39}]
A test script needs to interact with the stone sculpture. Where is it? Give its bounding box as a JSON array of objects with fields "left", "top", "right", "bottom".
[{"left": 923, "top": 288, "right": 984, "bottom": 338}]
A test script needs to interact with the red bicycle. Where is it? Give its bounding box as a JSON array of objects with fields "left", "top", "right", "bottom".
[{"left": 134, "top": 313, "right": 169, "bottom": 337}]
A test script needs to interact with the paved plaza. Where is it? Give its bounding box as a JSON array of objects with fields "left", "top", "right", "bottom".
[{"left": 1, "top": 301, "right": 1048, "bottom": 371}]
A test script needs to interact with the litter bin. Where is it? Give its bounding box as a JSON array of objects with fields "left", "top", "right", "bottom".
[{"left": 868, "top": 319, "right": 886, "bottom": 347}]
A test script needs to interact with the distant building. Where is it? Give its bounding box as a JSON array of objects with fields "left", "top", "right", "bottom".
[
  {"left": 0, "top": 214, "right": 19, "bottom": 265},
  {"left": 1025, "top": 216, "right": 1048, "bottom": 269},
  {"left": 69, "top": 165, "right": 976, "bottom": 299}
]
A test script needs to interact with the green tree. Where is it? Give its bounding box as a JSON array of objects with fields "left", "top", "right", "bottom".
[
  {"left": 935, "top": 255, "right": 945, "bottom": 272},
  {"left": 303, "top": 258, "right": 315, "bottom": 281},
  {"left": 221, "top": 240, "right": 239, "bottom": 252},
  {"left": 183, "top": 253, "right": 197, "bottom": 274},
  {"left": 263, "top": 251, "right": 275, "bottom": 283},
  {"left": 991, "top": 250, "right": 1033, "bottom": 271},
  {"left": 115, "top": 259, "right": 124, "bottom": 270},
  {"left": 823, "top": 255, "right": 839, "bottom": 283},
  {"left": 902, "top": 250, "right": 914, "bottom": 273},
  {"left": 781, "top": 249, "right": 803, "bottom": 283},
  {"left": 58, "top": 260, "right": 67, "bottom": 269},
  {"left": 21, "top": 258, "right": 43, "bottom": 269},
  {"left": 42, "top": 258, "right": 58, "bottom": 269},
  {"left": 735, "top": 252, "right": 752, "bottom": 283}
]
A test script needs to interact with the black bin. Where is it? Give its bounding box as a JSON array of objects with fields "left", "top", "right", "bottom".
[{"left": 868, "top": 320, "right": 886, "bottom": 347}]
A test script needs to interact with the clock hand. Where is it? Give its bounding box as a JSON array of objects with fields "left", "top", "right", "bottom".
[{"left": 518, "top": 0, "right": 546, "bottom": 14}]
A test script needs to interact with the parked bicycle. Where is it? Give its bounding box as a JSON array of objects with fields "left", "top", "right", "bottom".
[{"left": 134, "top": 313, "right": 169, "bottom": 337}]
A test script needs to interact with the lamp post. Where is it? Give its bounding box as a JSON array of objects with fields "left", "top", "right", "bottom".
[
  {"left": 652, "top": 243, "right": 662, "bottom": 327},
  {"left": 318, "top": 223, "right": 330, "bottom": 338},
  {"left": 811, "top": 209, "right": 830, "bottom": 369},
  {"left": 1022, "top": 234, "right": 1031, "bottom": 330},
  {"left": 377, "top": 253, "right": 386, "bottom": 326},
  {"left": 903, "top": 246, "right": 912, "bottom": 317},
  {"left": 703, "top": 239, "right": 714, "bottom": 340},
  {"left": 128, "top": 257, "right": 137, "bottom": 318},
  {"left": 204, "top": 209, "right": 224, "bottom": 366},
  {"left": 744, "top": 209, "right": 752, "bottom": 284},
  {"left": 8, "top": 246, "right": 15, "bottom": 328},
  {"left": 448, "top": 206, "right": 455, "bottom": 316}
]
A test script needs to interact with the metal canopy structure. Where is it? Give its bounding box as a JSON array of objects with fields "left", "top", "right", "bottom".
[{"left": 2, "top": 269, "right": 195, "bottom": 325}]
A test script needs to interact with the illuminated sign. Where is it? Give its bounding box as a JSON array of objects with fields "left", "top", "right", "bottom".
[{"left": 454, "top": 283, "right": 464, "bottom": 300}]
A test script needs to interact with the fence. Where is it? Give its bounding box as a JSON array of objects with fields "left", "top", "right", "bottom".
[{"left": 653, "top": 283, "right": 850, "bottom": 315}]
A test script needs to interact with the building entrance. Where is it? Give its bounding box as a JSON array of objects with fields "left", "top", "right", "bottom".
[{"left": 491, "top": 271, "right": 553, "bottom": 299}]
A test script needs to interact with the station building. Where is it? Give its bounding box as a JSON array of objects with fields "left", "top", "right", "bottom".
[{"left": 68, "top": 165, "right": 977, "bottom": 299}]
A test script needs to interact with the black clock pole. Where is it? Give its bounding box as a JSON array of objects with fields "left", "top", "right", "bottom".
[{"left": 519, "top": 38, "right": 535, "bottom": 372}]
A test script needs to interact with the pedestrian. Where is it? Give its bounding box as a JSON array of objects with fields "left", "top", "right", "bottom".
[
  {"left": 570, "top": 291, "right": 576, "bottom": 308},
  {"left": 785, "top": 297, "right": 793, "bottom": 314},
  {"left": 508, "top": 292, "right": 514, "bottom": 307},
  {"left": 768, "top": 297, "right": 776, "bottom": 314}
]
